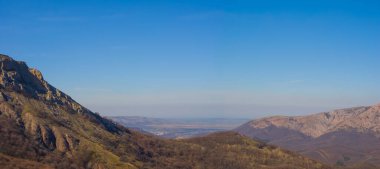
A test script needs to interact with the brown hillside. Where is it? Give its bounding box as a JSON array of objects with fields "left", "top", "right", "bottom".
[{"left": 236, "top": 104, "right": 380, "bottom": 168}]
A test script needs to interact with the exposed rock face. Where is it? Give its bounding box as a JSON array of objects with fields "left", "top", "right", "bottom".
[
  {"left": 0, "top": 54, "right": 122, "bottom": 132},
  {"left": 0, "top": 54, "right": 83, "bottom": 112},
  {"left": 0, "top": 54, "right": 129, "bottom": 168},
  {"left": 0, "top": 54, "right": 81, "bottom": 153},
  {"left": 235, "top": 104, "right": 380, "bottom": 167},
  {"left": 22, "top": 112, "right": 57, "bottom": 150},
  {"left": 241, "top": 106, "right": 377, "bottom": 138}
]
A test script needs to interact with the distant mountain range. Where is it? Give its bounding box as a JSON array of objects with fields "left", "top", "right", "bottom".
[
  {"left": 235, "top": 104, "right": 380, "bottom": 168},
  {"left": 107, "top": 116, "right": 248, "bottom": 138},
  {"left": 0, "top": 54, "right": 330, "bottom": 169}
]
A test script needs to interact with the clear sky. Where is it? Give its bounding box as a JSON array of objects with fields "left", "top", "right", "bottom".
[{"left": 1, "top": 0, "right": 380, "bottom": 118}]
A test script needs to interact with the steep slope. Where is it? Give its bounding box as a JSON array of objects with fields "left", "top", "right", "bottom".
[
  {"left": 0, "top": 54, "right": 138, "bottom": 169},
  {"left": 235, "top": 105, "right": 380, "bottom": 168},
  {"left": 0, "top": 54, "right": 330, "bottom": 169}
]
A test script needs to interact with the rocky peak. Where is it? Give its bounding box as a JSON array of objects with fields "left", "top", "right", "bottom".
[
  {"left": 0, "top": 54, "right": 47, "bottom": 95},
  {"left": 0, "top": 54, "right": 123, "bottom": 134},
  {"left": 0, "top": 54, "right": 13, "bottom": 61},
  {"left": 0, "top": 54, "right": 83, "bottom": 112}
]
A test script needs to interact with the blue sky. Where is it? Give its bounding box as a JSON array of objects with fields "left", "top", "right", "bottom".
[{"left": 1, "top": 0, "right": 380, "bottom": 118}]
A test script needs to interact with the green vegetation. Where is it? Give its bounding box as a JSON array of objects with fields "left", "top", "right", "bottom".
[{"left": 343, "top": 155, "right": 350, "bottom": 161}]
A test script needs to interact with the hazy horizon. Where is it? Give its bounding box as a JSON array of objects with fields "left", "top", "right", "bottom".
[{"left": 1, "top": 0, "right": 380, "bottom": 118}]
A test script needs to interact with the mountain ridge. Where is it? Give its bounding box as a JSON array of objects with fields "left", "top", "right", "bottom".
[{"left": 235, "top": 103, "right": 380, "bottom": 167}]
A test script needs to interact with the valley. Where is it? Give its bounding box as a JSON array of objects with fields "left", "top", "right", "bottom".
[
  {"left": 108, "top": 116, "right": 248, "bottom": 138},
  {"left": 0, "top": 54, "right": 331, "bottom": 169}
]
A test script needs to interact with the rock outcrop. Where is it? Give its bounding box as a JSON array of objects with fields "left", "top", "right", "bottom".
[{"left": 0, "top": 54, "right": 85, "bottom": 113}]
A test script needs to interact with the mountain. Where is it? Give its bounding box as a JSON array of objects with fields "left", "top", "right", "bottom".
[
  {"left": 0, "top": 54, "right": 330, "bottom": 169},
  {"left": 108, "top": 116, "right": 248, "bottom": 138},
  {"left": 235, "top": 104, "right": 380, "bottom": 168}
]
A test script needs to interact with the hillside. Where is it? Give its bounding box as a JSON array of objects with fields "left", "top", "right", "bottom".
[
  {"left": 235, "top": 105, "right": 380, "bottom": 168},
  {"left": 0, "top": 54, "right": 330, "bottom": 169}
]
